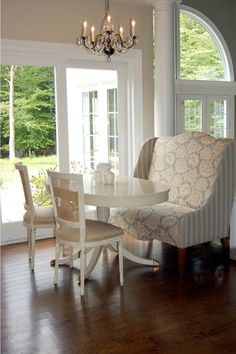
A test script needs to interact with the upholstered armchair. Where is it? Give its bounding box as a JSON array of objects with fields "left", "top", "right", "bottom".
[{"left": 109, "top": 131, "right": 236, "bottom": 276}]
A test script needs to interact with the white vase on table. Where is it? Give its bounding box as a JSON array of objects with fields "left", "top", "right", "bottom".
[
  {"left": 94, "top": 162, "right": 114, "bottom": 184},
  {"left": 104, "top": 171, "right": 114, "bottom": 184}
]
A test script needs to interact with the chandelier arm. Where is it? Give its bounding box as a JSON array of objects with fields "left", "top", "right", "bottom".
[
  {"left": 94, "top": 33, "right": 107, "bottom": 52},
  {"left": 110, "top": 36, "right": 138, "bottom": 53},
  {"left": 113, "top": 33, "right": 124, "bottom": 45},
  {"left": 77, "top": 37, "right": 96, "bottom": 51},
  {"left": 122, "top": 36, "right": 138, "bottom": 50}
]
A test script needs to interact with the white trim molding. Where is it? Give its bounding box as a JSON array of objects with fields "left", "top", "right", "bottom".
[
  {"left": 1, "top": 39, "right": 143, "bottom": 243},
  {"left": 176, "top": 80, "right": 236, "bottom": 95}
]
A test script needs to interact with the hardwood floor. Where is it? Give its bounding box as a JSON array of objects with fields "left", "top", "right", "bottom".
[{"left": 1, "top": 235, "right": 236, "bottom": 354}]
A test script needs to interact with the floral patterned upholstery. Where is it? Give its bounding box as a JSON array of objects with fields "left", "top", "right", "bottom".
[
  {"left": 148, "top": 132, "right": 228, "bottom": 209},
  {"left": 109, "top": 132, "right": 235, "bottom": 248}
]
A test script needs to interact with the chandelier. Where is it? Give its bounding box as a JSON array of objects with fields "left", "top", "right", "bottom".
[{"left": 76, "top": 0, "right": 138, "bottom": 62}]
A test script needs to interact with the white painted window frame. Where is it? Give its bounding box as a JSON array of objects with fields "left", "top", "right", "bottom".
[
  {"left": 176, "top": 80, "right": 236, "bottom": 137},
  {"left": 175, "top": 5, "right": 236, "bottom": 138},
  {"left": 1, "top": 39, "right": 143, "bottom": 244}
]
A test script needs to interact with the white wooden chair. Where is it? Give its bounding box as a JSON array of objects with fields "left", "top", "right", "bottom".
[
  {"left": 47, "top": 170, "right": 124, "bottom": 296},
  {"left": 15, "top": 162, "right": 55, "bottom": 271}
]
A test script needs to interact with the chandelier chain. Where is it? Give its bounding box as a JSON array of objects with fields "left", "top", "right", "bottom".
[{"left": 105, "top": 0, "right": 110, "bottom": 15}]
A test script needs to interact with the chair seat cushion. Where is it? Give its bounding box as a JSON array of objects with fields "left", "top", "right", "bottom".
[
  {"left": 109, "top": 202, "right": 195, "bottom": 246},
  {"left": 56, "top": 219, "right": 123, "bottom": 243},
  {"left": 24, "top": 205, "right": 55, "bottom": 225}
]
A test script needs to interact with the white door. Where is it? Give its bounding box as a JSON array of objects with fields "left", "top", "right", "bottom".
[{"left": 65, "top": 66, "right": 129, "bottom": 176}]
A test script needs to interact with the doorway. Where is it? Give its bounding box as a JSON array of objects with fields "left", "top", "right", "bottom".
[{"left": 66, "top": 68, "right": 119, "bottom": 174}]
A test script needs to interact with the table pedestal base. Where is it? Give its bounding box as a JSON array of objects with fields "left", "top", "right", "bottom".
[
  {"left": 51, "top": 206, "right": 161, "bottom": 278},
  {"left": 123, "top": 248, "right": 160, "bottom": 269}
]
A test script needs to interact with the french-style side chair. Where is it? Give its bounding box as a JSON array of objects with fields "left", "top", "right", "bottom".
[
  {"left": 47, "top": 170, "right": 124, "bottom": 296},
  {"left": 15, "top": 162, "right": 55, "bottom": 271}
]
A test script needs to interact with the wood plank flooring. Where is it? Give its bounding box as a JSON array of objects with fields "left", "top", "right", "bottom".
[{"left": 1, "top": 235, "right": 236, "bottom": 354}]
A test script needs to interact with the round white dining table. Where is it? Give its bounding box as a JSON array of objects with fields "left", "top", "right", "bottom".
[
  {"left": 83, "top": 174, "right": 169, "bottom": 221},
  {"left": 80, "top": 175, "right": 169, "bottom": 278}
]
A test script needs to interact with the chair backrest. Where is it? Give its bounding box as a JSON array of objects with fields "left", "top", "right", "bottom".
[
  {"left": 147, "top": 131, "right": 235, "bottom": 209},
  {"left": 47, "top": 170, "right": 86, "bottom": 241},
  {"left": 133, "top": 137, "right": 158, "bottom": 179},
  {"left": 15, "top": 162, "right": 34, "bottom": 213}
]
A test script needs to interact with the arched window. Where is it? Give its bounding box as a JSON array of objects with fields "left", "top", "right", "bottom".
[
  {"left": 176, "top": 6, "right": 235, "bottom": 138},
  {"left": 180, "top": 13, "right": 223, "bottom": 80},
  {"left": 179, "top": 8, "right": 233, "bottom": 81}
]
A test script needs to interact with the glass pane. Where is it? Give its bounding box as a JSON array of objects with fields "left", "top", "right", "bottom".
[
  {"left": 109, "top": 114, "right": 115, "bottom": 135},
  {"left": 180, "top": 13, "right": 225, "bottom": 80},
  {"left": 184, "top": 100, "right": 202, "bottom": 131},
  {"left": 107, "top": 89, "right": 118, "bottom": 173},
  {"left": 0, "top": 65, "right": 56, "bottom": 223},
  {"left": 89, "top": 113, "right": 94, "bottom": 134},
  {"left": 83, "top": 92, "right": 97, "bottom": 170},
  {"left": 108, "top": 89, "right": 114, "bottom": 112},
  {"left": 210, "top": 99, "right": 227, "bottom": 138}
]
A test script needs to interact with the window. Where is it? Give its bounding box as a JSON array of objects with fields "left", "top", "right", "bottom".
[
  {"left": 179, "top": 13, "right": 225, "bottom": 81},
  {"left": 0, "top": 65, "right": 56, "bottom": 224},
  {"left": 209, "top": 98, "right": 227, "bottom": 138},
  {"left": 67, "top": 68, "right": 119, "bottom": 174},
  {"left": 183, "top": 99, "right": 202, "bottom": 132},
  {"left": 107, "top": 88, "right": 119, "bottom": 172},
  {"left": 177, "top": 93, "right": 231, "bottom": 138},
  {"left": 80, "top": 87, "right": 118, "bottom": 173},
  {"left": 176, "top": 6, "right": 234, "bottom": 138},
  {"left": 82, "top": 91, "right": 98, "bottom": 171}
]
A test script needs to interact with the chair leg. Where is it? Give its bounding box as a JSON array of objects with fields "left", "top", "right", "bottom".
[
  {"left": 118, "top": 239, "right": 124, "bottom": 286},
  {"left": 220, "top": 236, "right": 229, "bottom": 258},
  {"left": 80, "top": 249, "right": 86, "bottom": 296},
  {"left": 31, "top": 229, "right": 36, "bottom": 272},
  {"left": 27, "top": 227, "right": 32, "bottom": 261},
  {"left": 54, "top": 242, "right": 61, "bottom": 285},
  {"left": 69, "top": 246, "right": 73, "bottom": 268},
  {"left": 53, "top": 225, "right": 56, "bottom": 238},
  {"left": 178, "top": 248, "right": 186, "bottom": 278}
]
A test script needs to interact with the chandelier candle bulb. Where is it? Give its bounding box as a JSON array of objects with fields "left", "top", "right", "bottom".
[
  {"left": 119, "top": 26, "right": 123, "bottom": 39},
  {"left": 130, "top": 19, "right": 135, "bottom": 37},
  {"left": 82, "top": 20, "right": 87, "bottom": 37},
  {"left": 106, "top": 14, "right": 113, "bottom": 31},
  {"left": 90, "top": 26, "right": 95, "bottom": 42}
]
